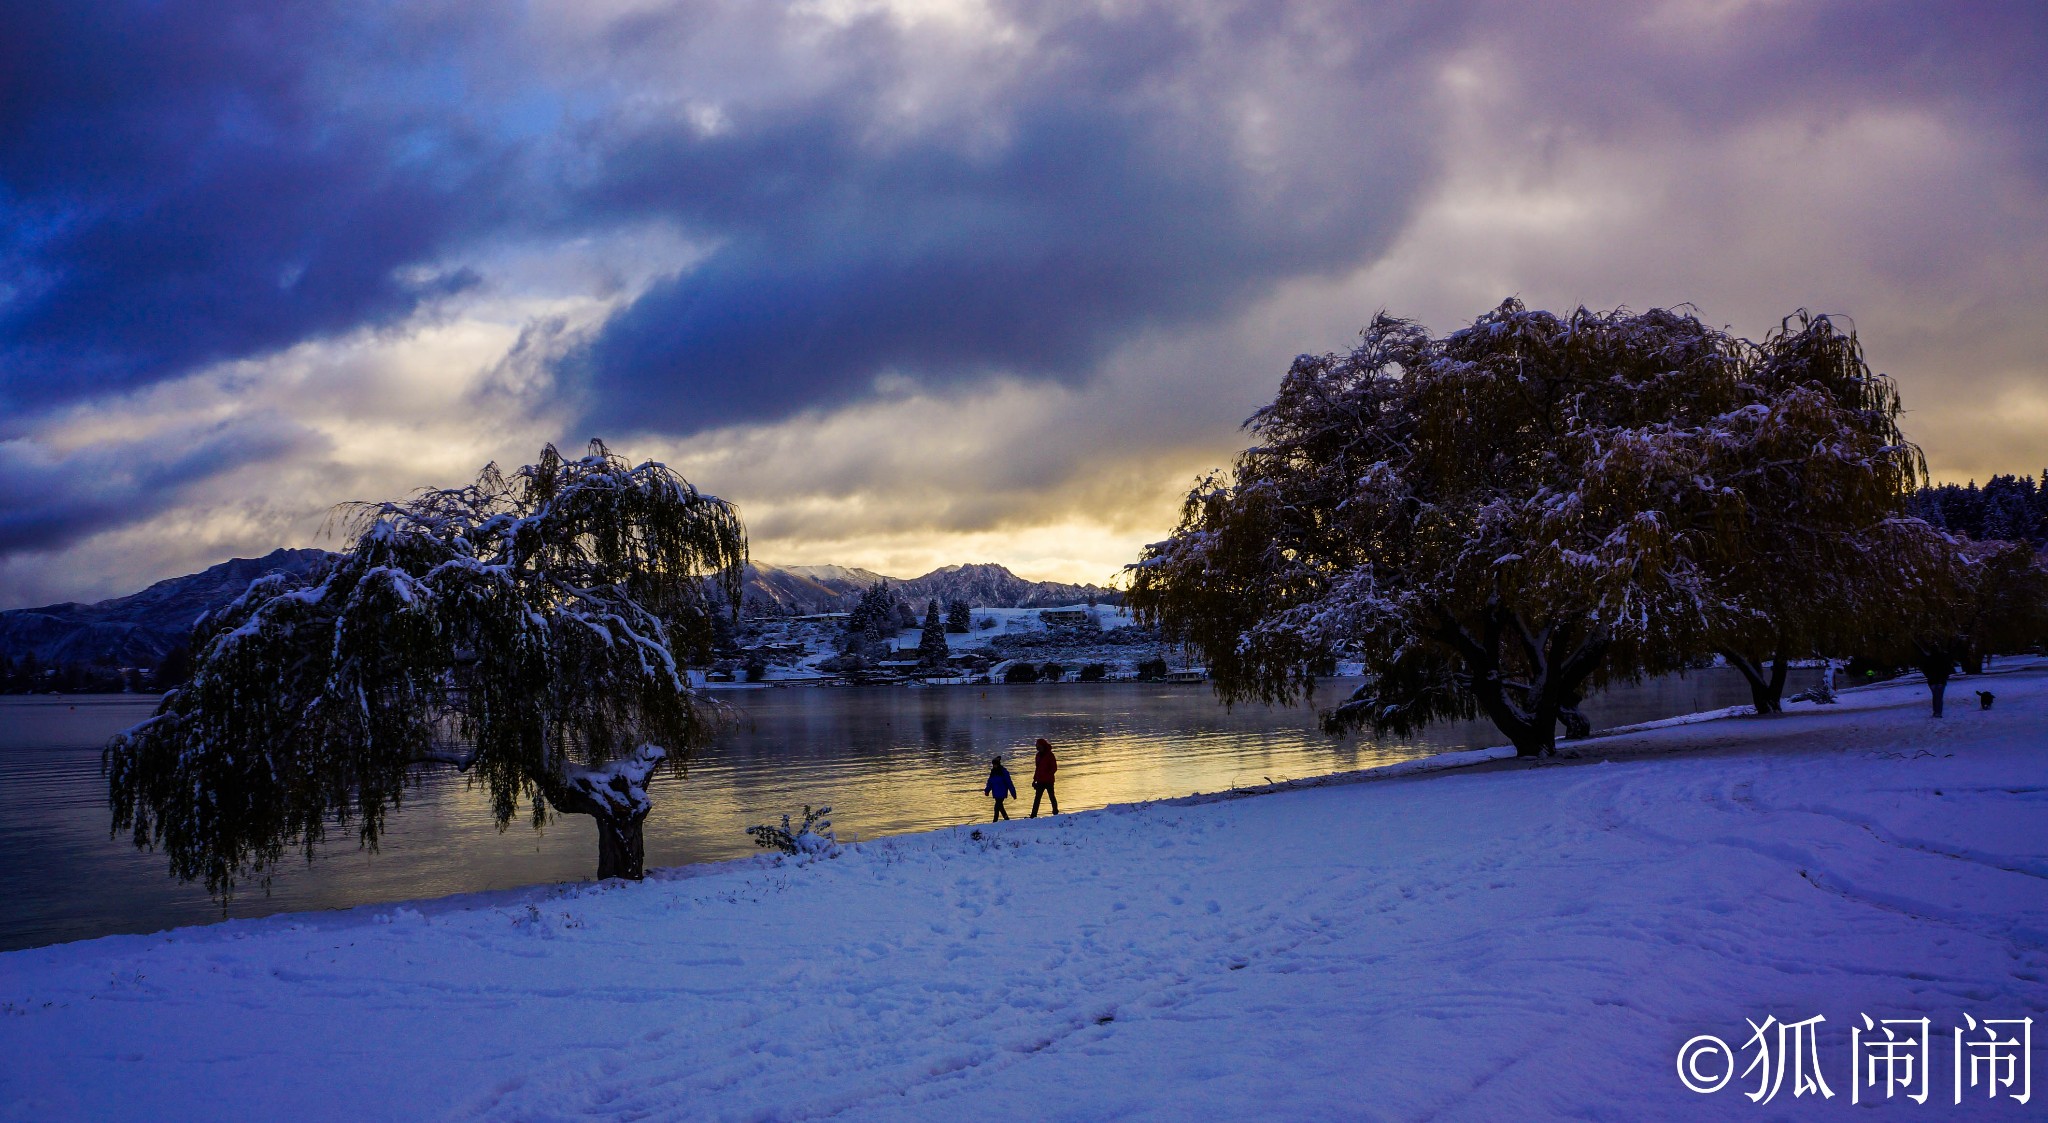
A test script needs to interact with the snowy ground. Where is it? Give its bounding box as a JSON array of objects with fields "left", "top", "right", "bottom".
[{"left": 2, "top": 663, "right": 2044, "bottom": 1120}]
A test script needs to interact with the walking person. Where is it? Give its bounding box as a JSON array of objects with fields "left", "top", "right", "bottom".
[
  {"left": 1029, "top": 737, "right": 1059, "bottom": 817},
  {"left": 984, "top": 756, "right": 1017, "bottom": 822}
]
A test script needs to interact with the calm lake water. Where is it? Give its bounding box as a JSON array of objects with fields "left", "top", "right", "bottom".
[{"left": 0, "top": 668, "right": 1809, "bottom": 951}]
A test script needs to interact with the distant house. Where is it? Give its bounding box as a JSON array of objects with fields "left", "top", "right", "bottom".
[
  {"left": 1040, "top": 609, "right": 1091, "bottom": 627},
  {"left": 1164, "top": 669, "right": 1207, "bottom": 684}
]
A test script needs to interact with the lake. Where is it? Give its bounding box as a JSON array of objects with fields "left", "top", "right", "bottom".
[{"left": 0, "top": 667, "right": 1810, "bottom": 951}]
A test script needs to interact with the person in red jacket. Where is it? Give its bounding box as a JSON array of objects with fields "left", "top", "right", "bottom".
[{"left": 1029, "top": 737, "right": 1059, "bottom": 817}]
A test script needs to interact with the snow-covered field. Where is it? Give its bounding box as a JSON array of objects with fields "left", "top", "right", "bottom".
[{"left": 2, "top": 664, "right": 2044, "bottom": 1120}]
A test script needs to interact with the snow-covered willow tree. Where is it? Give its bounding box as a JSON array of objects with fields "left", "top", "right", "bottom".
[
  {"left": 106, "top": 441, "right": 746, "bottom": 898},
  {"left": 1872, "top": 528, "right": 2048, "bottom": 716},
  {"left": 1698, "top": 312, "right": 1926, "bottom": 712},
  {"left": 1129, "top": 300, "right": 1933, "bottom": 756}
]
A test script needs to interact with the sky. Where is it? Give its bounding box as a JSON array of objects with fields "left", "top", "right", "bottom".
[{"left": 3, "top": 0, "right": 2046, "bottom": 609}]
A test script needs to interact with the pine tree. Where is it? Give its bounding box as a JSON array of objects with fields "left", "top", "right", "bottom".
[
  {"left": 106, "top": 441, "right": 746, "bottom": 899},
  {"left": 843, "top": 581, "right": 904, "bottom": 657},
  {"left": 917, "top": 600, "right": 950, "bottom": 669},
  {"left": 945, "top": 599, "right": 971, "bottom": 634}
]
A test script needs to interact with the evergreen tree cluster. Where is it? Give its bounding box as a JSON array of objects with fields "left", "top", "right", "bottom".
[
  {"left": 1911, "top": 473, "right": 2048, "bottom": 546},
  {"left": 917, "top": 600, "right": 952, "bottom": 668},
  {"left": 0, "top": 652, "right": 153, "bottom": 694},
  {"left": 842, "top": 581, "right": 911, "bottom": 651},
  {"left": 945, "top": 599, "right": 972, "bottom": 633},
  {"left": 0, "top": 651, "right": 38, "bottom": 692}
]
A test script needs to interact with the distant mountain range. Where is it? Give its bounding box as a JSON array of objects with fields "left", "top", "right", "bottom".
[
  {"left": 0, "top": 553, "right": 1117, "bottom": 668},
  {"left": 740, "top": 562, "right": 1118, "bottom": 616},
  {"left": 0, "top": 548, "right": 332, "bottom": 669}
]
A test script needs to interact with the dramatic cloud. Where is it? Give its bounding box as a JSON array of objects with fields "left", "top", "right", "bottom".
[
  {"left": 2, "top": 0, "right": 2046, "bottom": 607},
  {"left": 0, "top": 1, "right": 520, "bottom": 419},
  {"left": 566, "top": 1, "right": 1446, "bottom": 432},
  {"left": 0, "top": 416, "right": 316, "bottom": 559}
]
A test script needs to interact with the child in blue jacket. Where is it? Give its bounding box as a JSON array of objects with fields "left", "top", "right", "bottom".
[{"left": 984, "top": 756, "right": 1017, "bottom": 821}]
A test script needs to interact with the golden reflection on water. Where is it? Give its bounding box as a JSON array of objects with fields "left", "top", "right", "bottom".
[{"left": 0, "top": 669, "right": 1810, "bottom": 950}]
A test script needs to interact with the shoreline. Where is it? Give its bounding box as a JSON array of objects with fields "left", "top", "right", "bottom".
[
  {"left": 10, "top": 659, "right": 2020, "bottom": 958},
  {"left": 3, "top": 660, "right": 2041, "bottom": 1118}
]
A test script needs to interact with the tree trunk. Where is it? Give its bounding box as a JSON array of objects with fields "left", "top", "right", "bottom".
[
  {"left": 592, "top": 806, "right": 649, "bottom": 881},
  {"left": 541, "top": 746, "right": 666, "bottom": 882},
  {"left": 1960, "top": 646, "right": 1985, "bottom": 676},
  {"left": 1467, "top": 667, "right": 1556, "bottom": 757},
  {"left": 1430, "top": 606, "right": 1609, "bottom": 759},
  {"left": 1721, "top": 649, "right": 1788, "bottom": 715},
  {"left": 549, "top": 788, "right": 651, "bottom": 881},
  {"left": 1467, "top": 645, "right": 1605, "bottom": 757},
  {"left": 1558, "top": 703, "right": 1592, "bottom": 741},
  {"left": 1502, "top": 721, "right": 1556, "bottom": 758}
]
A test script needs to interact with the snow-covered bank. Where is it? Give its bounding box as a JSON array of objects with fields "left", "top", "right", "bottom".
[{"left": 3, "top": 666, "right": 2044, "bottom": 1120}]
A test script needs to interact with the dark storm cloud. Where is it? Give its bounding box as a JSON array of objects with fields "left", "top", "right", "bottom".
[
  {"left": 561, "top": 0, "right": 2048, "bottom": 435},
  {"left": 567, "top": 1, "right": 1452, "bottom": 433},
  {"left": 0, "top": 417, "right": 314, "bottom": 556},
  {"left": 572, "top": 106, "right": 1417, "bottom": 431},
  {"left": 0, "top": 1, "right": 505, "bottom": 420},
  {"left": 4, "top": 0, "right": 2047, "bottom": 589},
  {"left": 6, "top": 0, "right": 2045, "bottom": 433}
]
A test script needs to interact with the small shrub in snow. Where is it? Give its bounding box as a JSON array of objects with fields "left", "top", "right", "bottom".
[
  {"left": 1790, "top": 669, "right": 1839, "bottom": 705},
  {"left": 747, "top": 805, "right": 837, "bottom": 857}
]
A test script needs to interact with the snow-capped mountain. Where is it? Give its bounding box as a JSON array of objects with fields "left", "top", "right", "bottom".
[
  {"left": 740, "top": 561, "right": 1117, "bottom": 615},
  {"left": 737, "top": 563, "right": 888, "bottom": 615},
  {"left": 895, "top": 563, "right": 1116, "bottom": 611}
]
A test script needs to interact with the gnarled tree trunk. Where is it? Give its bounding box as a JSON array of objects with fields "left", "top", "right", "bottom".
[
  {"left": 542, "top": 744, "right": 666, "bottom": 881},
  {"left": 1443, "top": 607, "right": 1611, "bottom": 758}
]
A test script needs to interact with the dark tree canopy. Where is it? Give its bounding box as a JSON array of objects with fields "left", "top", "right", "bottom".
[
  {"left": 1868, "top": 527, "right": 2048, "bottom": 715},
  {"left": 106, "top": 441, "right": 746, "bottom": 898},
  {"left": 1128, "top": 300, "right": 1949, "bottom": 756},
  {"left": 843, "top": 581, "right": 906, "bottom": 655},
  {"left": 1697, "top": 312, "right": 1925, "bottom": 712}
]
